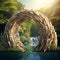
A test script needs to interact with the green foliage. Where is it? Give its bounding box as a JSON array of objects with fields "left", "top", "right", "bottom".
[
  {"left": 19, "top": 19, "right": 33, "bottom": 43},
  {"left": 30, "top": 22, "right": 41, "bottom": 37},
  {"left": 50, "top": 17, "right": 60, "bottom": 28},
  {"left": 19, "top": 19, "right": 41, "bottom": 44},
  {"left": 0, "top": 0, "right": 24, "bottom": 24},
  {"left": 20, "top": 45, "right": 33, "bottom": 58},
  {"left": 37, "top": 0, "right": 60, "bottom": 18},
  {"left": 0, "top": 0, "right": 25, "bottom": 50},
  {"left": 50, "top": 42, "right": 56, "bottom": 50},
  {"left": 50, "top": 16, "right": 60, "bottom": 37},
  {"left": 56, "top": 47, "right": 60, "bottom": 50},
  {"left": 0, "top": 0, "right": 24, "bottom": 13}
]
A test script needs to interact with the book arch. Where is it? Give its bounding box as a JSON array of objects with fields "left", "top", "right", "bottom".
[{"left": 3, "top": 10, "right": 57, "bottom": 52}]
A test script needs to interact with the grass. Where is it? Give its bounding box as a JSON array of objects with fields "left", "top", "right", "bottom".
[{"left": 0, "top": 42, "right": 60, "bottom": 52}]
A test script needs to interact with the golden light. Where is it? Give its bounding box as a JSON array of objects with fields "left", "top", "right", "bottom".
[{"left": 27, "top": 0, "right": 55, "bottom": 10}]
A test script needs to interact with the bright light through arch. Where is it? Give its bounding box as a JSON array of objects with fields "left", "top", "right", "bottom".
[{"left": 26, "top": 0, "right": 55, "bottom": 10}]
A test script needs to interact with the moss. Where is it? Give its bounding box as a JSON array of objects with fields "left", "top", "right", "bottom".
[{"left": 56, "top": 47, "right": 60, "bottom": 50}]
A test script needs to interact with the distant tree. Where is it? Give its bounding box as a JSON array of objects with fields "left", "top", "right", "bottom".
[
  {"left": 37, "top": 0, "right": 60, "bottom": 18},
  {"left": 19, "top": 19, "right": 34, "bottom": 43},
  {"left": 30, "top": 22, "right": 41, "bottom": 37}
]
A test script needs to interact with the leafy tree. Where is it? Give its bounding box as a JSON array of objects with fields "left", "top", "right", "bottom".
[
  {"left": 30, "top": 22, "right": 41, "bottom": 37},
  {"left": 19, "top": 19, "right": 34, "bottom": 43},
  {"left": 0, "top": 0, "right": 25, "bottom": 46},
  {"left": 0, "top": 0, "right": 24, "bottom": 24},
  {"left": 19, "top": 19, "right": 41, "bottom": 44}
]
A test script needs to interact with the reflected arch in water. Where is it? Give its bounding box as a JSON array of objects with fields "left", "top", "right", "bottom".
[{"left": 26, "top": 54, "right": 41, "bottom": 60}]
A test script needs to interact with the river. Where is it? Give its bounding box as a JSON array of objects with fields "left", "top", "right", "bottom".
[{"left": 0, "top": 51, "right": 59, "bottom": 60}]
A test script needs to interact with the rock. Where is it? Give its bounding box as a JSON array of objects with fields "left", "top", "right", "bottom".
[{"left": 3, "top": 10, "right": 58, "bottom": 52}]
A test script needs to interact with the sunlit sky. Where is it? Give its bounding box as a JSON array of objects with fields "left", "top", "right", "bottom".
[{"left": 18, "top": 0, "right": 55, "bottom": 10}]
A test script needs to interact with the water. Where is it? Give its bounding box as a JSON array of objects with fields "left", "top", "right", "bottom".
[
  {"left": 0, "top": 37, "right": 59, "bottom": 60},
  {"left": 26, "top": 54, "right": 40, "bottom": 60},
  {"left": 0, "top": 51, "right": 59, "bottom": 60},
  {"left": 21, "top": 52, "right": 41, "bottom": 60}
]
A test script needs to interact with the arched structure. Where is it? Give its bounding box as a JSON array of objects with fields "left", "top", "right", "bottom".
[{"left": 3, "top": 10, "right": 57, "bottom": 52}]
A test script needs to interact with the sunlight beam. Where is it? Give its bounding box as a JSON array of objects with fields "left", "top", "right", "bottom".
[
  {"left": 18, "top": 0, "right": 55, "bottom": 10},
  {"left": 26, "top": 0, "right": 55, "bottom": 10}
]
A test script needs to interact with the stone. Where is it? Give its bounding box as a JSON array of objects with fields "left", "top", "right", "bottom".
[{"left": 3, "top": 10, "right": 58, "bottom": 52}]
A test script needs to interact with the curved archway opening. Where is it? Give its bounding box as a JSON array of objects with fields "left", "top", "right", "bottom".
[
  {"left": 19, "top": 18, "right": 41, "bottom": 51},
  {"left": 3, "top": 10, "right": 57, "bottom": 52}
]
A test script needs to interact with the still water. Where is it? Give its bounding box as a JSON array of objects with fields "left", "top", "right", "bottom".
[{"left": 0, "top": 51, "right": 59, "bottom": 60}]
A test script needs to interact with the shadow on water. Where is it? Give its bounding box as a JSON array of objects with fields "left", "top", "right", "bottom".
[{"left": 0, "top": 51, "right": 60, "bottom": 60}]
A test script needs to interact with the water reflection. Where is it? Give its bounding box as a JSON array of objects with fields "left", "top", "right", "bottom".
[
  {"left": 21, "top": 53, "right": 41, "bottom": 60},
  {"left": 26, "top": 54, "right": 40, "bottom": 60},
  {"left": 0, "top": 44, "right": 59, "bottom": 60},
  {"left": 0, "top": 51, "right": 59, "bottom": 60}
]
